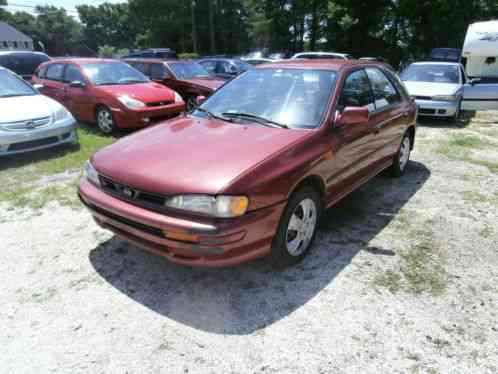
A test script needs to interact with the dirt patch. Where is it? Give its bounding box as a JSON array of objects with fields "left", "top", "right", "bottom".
[{"left": 1, "top": 114, "right": 497, "bottom": 373}]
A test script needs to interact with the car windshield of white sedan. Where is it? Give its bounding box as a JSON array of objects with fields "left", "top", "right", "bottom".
[
  {"left": 169, "top": 62, "right": 210, "bottom": 79},
  {"left": 196, "top": 68, "right": 337, "bottom": 129},
  {"left": 401, "top": 64, "right": 460, "bottom": 84},
  {"left": 82, "top": 62, "right": 150, "bottom": 86},
  {"left": 0, "top": 70, "right": 37, "bottom": 98}
]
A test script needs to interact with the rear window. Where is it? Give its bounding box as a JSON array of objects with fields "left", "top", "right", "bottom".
[{"left": 0, "top": 53, "right": 50, "bottom": 76}]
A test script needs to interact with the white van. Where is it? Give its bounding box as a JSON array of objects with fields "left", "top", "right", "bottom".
[{"left": 461, "top": 20, "right": 498, "bottom": 111}]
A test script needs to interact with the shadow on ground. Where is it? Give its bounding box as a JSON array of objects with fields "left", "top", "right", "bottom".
[
  {"left": 416, "top": 110, "right": 475, "bottom": 129},
  {"left": 89, "top": 161, "right": 430, "bottom": 335}
]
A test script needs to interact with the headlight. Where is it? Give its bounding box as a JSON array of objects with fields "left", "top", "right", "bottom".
[
  {"left": 83, "top": 160, "right": 101, "bottom": 187},
  {"left": 53, "top": 106, "right": 73, "bottom": 122},
  {"left": 174, "top": 91, "right": 183, "bottom": 103},
  {"left": 118, "top": 95, "right": 146, "bottom": 109},
  {"left": 432, "top": 95, "right": 458, "bottom": 101},
  {"left": 165, "top": 195, "right": 249, "bottom": 217}
]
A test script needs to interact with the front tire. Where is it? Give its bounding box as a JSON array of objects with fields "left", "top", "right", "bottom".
[
  {"left": 96, "top": 106, "right": 117, "bottom": 134},
  {"left": 270, "top": 187, "right": 321, "bottom": 268},
  {"left": 389, "top": 132, "right": 412, "bottom": 177}
]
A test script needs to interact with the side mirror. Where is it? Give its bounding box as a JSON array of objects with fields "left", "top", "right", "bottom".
[
  {"left": 335, "top": 106, "right": 370, "bottom": 127},
  {"left": 196, "top": 95, "right": 206, "bottom": 106},
  {"left": 69, "top": 80, "right": 86, "bottom": 88},
  {"left": 33, "top": 83, "right": 44, "bottom": 90},
  {"left": 470, "top": 77, "right": 481, "bottom": 85}
]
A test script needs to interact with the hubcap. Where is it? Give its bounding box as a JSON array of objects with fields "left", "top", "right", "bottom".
[
  {"left": 98, "top": 110, "right": 114, "bottom": 133},
  {"left": 286, "top": 198, "right": 317, "bottom": 257},
  {"left": 399, "top": 137, "right": 411, "bottom": 170}
]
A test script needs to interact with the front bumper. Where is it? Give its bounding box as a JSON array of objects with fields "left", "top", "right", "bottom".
[
  {"left": 78, "top": 178, "right": 285, "bottom": 267},
  {"left": 415, "top": 99, "right": 458, "bottom": 117},
  {"left": 110, "top": 102, "right": 186, "bottom": 129},
  {"left": 0, "top": 117, "right": 77, "bottom": 156}
]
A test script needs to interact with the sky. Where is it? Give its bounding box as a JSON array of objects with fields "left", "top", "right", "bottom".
[{"left": 3, "top": 0, "right": 125, "bottom": 16}]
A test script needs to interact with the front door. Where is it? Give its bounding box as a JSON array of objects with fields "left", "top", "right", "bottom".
[
  {"left": 325, "top": 68, "right": 377, "bottom": 197},
  {"left": 462, "top": 79, "right": 498, "bottom": 111}
]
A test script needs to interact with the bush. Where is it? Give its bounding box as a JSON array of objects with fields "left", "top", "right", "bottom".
[
  {"left": 97, "top": 46, "right": 129, "bottom": 59},
  {"left": 179, "top": 52, "right": 200, "bottom": 60}
]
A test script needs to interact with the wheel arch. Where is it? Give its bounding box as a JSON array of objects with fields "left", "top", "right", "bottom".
[{"left": 289, "top": 175, "right": 326, "bottom": 204}]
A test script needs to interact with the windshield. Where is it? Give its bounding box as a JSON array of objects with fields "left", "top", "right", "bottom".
[
  {"left": 81, "top": 62, "right": 149, "bottom": 86},
  {"left": 0, "top": 70, "right": 37, "bottom": 98},
  {"left": 168, "top": 62, "right": 210, "bottom": 79},
  {"left": 194, "top": 68, "right": 337, "bottom": 129},
  {"left": 401, "top": 64, "right": 460, "bottom": 84}
]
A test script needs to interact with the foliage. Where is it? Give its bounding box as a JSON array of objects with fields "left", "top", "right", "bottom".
[
  {"left": 97, "top": 45, "right": 129, "bottom": 59},
  {"left": 178, "top": 52, "right": 200, "bottom": 60},
  {"left": 2, "top": 0, "right": 498, "bottom": 65}
]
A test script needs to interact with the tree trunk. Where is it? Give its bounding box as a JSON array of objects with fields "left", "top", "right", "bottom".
[
  {"left": 209, "top": 0, "right": 216, "bottom": 54},
  {"left": 310, "top": 0, "right": 318, "bottom": 51},
  {"left": 191, "top": 0, "right": 198, "bottom": 54}
]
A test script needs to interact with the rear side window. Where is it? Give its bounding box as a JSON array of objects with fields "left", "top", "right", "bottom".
[
  {"left": 64, "top": 64, "right": 85, "bottom": 83},
  {"left": 45, "top": 64, "right": 65, "bottom": 81},
  {"left": 150, "top": 63, "right": 168, "bottom": 79},
  {"left": 337, "top": 69, "right": 374, "bottom": 111},
  {"left": 200, "top": 60, "right": 216, "bottom": 74},
  {"left": 365, "top": 68, "right": 401, "bottom": 110},
  {"left": 130, "top": 62, "right": 149, "bottom": 76}
]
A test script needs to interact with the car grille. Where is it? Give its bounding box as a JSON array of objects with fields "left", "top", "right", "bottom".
[
  {"left": 99, "top": 175, "right": 167, "bottom": 212},
  {"left": 414, "top": 96, "right": 433, "bottom": 101},
  {"left": 146, "top": 100, "right": 174, "bottom": 107},
  {"left": 8, "top": 136, "right": 59, "bottom": 151},
  {"left": 0, "top": 116, "right": 51, "bottom": 131},
  {"left": 418, "top": 108, "right": 436, "bottom": 115}
]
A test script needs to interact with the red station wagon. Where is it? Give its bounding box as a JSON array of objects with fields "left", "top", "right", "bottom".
[
  {"left": 32, "top": 58, "right": 185, "bottom": 133},
  {"left": 79, "top": 60, "right": 417, "bottom": 268},
  {"left": 125, "top": 58, "right": 226, "bottom": 110}
]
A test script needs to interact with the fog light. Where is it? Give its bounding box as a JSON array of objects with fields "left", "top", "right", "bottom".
[{"left": 163, "top": 229, "right": 199, "bottom": 243}]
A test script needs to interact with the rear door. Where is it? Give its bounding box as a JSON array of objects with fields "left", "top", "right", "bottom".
[
  {"left": 39, "top": 63, "right": 66, "bottom": 103},
  {"left": 365, "top": 67, "right": 409, "bottom": 162}
]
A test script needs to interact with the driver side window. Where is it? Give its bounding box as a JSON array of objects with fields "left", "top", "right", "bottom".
[{"left": 337, "top": 69, "right": 374, "bottom": 112}]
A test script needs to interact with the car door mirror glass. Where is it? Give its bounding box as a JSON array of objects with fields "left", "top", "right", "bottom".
[{"left": 335, "top": 106, "right": 370, "bottom": 127}]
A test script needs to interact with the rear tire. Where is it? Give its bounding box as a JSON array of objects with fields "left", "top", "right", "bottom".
[
  {"left": 270, "top": 187, "right": 321, "bottom": 268},
  {"left": 96, "top": 106, "right": 117, "bottom": 134},
  {"left": 389, "top": 132, "right": 412, "bottom": 177}
]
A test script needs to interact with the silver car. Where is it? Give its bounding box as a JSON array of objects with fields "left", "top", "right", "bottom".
[
  {"left": 0, "top": 67, "right": 77, "bottom": 156},
  {"left": 401, "top": 62, "right": 467, "bottom": 120}
]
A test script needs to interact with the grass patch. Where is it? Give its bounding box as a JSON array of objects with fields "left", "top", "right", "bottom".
[
  {"left": 374, "top": 228, "right": 447, "bottom": 296},
  {"left": 0, "top": 124, "right": 113, "bottom": 210},
  {"left": 436, "top": 134, "right": 498, "bottom": 174}
]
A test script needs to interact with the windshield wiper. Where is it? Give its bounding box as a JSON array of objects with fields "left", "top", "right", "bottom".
[
  {"left": 195, "top": 107, "right": 233, "bottom": 123},
  {"left": 221, "top": 112, "right": 288, "bottom": 129}
]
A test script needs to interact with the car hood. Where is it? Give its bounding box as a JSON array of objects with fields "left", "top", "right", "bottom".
[
  {"left": 92, "top": 116, "right": 310, "bottom": 196},
  {"left": 182, "top": 78, "right": 225, "bottom": 92},
  {"left": 403, "top": 81, "right": 461, "bottom": 97},
  {"left": 98, "top": 82, "right": 175, "bottom": 103},
  {"left": 0, "top": 94, "right": 61, "bottom": 123}
]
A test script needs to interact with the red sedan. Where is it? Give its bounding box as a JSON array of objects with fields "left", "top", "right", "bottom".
[
  {"left": 79, "top": 60, "right": 417, "bottom": 267},
  {"left": 32, "top": 58, "right": 185, "bottom": 133},
  {"left": 124, "top": 58, "right": 226, "bottom": 110}
]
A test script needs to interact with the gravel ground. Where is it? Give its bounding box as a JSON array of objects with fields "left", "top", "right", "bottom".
[{"left": 1, "top": 115, "right": 497, "bottom": 374}]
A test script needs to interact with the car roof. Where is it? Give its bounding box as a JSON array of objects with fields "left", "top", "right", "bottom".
[
  {"left": 123, "top": 58, "right": 189, "bottom": 64},
  {"left": 293, "top": 51, "right": 349, "bottom": 57},
  {"left": 254, "top": 59, "right": 380, "bottom": 71},
  {"left": 43, "top": 58, "right": 119, "bottom": 65},
  {"left": 0, "top": 50, "right": 48, "bottom": 56},
  {"left": 411, "top": 61, "right": 461, "bottom": 66}
]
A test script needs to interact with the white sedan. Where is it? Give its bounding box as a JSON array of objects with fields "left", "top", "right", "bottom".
[
  {"left": 400, "top": 61, "right": 466, "bottom": 119},
  {"left": 0, "top": 67, "right": 77, "bottom": 156}
]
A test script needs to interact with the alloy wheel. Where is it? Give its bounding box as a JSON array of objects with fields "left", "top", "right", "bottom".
[
  {"left": 97, "top": 109, "right": 114, "bottom": 133},
  {"left": 399, "top": 136, "right": 411, "bottom": 171},
  {"left": 285, "top": 198, "right": 318, "bottom": 257}
]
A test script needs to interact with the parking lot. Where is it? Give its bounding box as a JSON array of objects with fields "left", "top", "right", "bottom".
[{"left": 1, "top": 112, "right": 498, "bottom": 373}]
